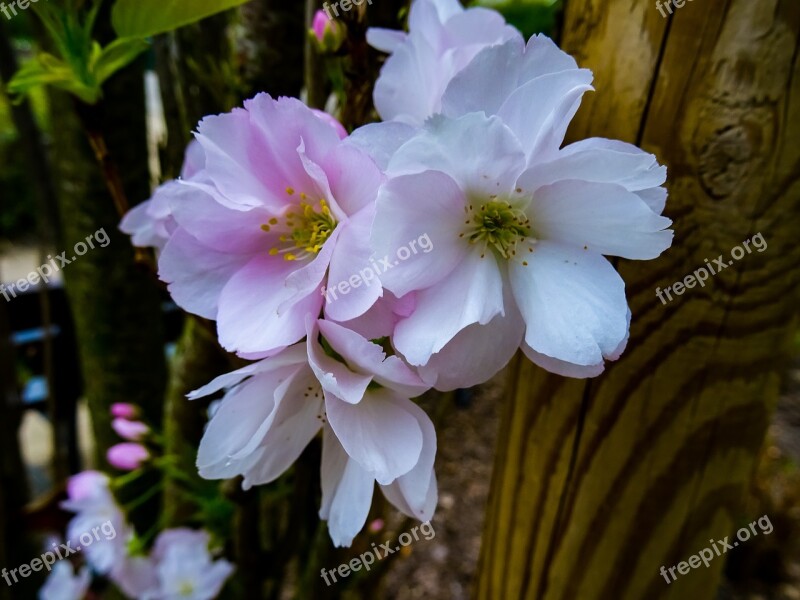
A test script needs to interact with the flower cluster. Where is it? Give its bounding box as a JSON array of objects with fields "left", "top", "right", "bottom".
[
  {"left": 42, "top": 470, "right": 233, "bottom": 600},
  {"left": 122, "top": 0, "right": 671, "bottom": 547}
]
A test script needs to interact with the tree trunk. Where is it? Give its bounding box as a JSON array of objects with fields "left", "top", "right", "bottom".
[
  {"left": 475, "top": 1, "right": 800, "bottom": 599},
  {"left": 239, "top": 0, "right": 305, "bottom": 99},
  {"left": 48, "top": 59, "right": 167, "bottom": 464}
]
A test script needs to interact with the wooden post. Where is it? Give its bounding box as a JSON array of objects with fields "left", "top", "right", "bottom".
[{"left": 475, "top": 1, "right": 800, "bottom": 599}]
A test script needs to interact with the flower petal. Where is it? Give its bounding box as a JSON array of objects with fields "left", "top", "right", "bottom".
[
  {"left": 188, "top": 344, "right": 308, "bottom": 400},
  {"left": 417, "top": 296, "right": 524, "bottom": 391},
  {"left": 393, "top": 249, "right": 505, "bottom": 366},
  {"left": 518, "top": 137, "right": 667, "bottom": 199},
  {"left": 527, "top": 180, "right": 673, "bottom": 259},
  {"left": 318, "top": 319, "right": 429, "bottom": 397},
  {"left": 509, "top": 241, "right": 629, "bottom": 367},
  {"left": 217, "top": 254, "right": 323, "bottom": 355},
  {"left": 324, "top": 207, "right": 383, "bottom": 322},
  {"left": 346, "top": 121, "right": 420, "bottom": 171},
  {"left": 307, "top": 318, "right": 372, "bottom": 404},
  {"left": 378, "top": 397, "right": 437, "bottom": 521},
  {"left": 372, "top": 170, "right": 468, "bottom": 298},
  {"left": 325, "top": 388, "right": 423, "bottom": 484},
  {"left": 388, "top": 113, "right": 526, "bottom": 198},
  {"left": 367, "top": 27, "right": 407, "bottom": 54},
  {"left": 159, "top": 228, "right": 244, "bottom": 320},
  {"left": 320, "top": 425, "right": 375, "bottom": 547},
  {"left": 497, "top": 69, "right": 594, "bottom": 162}
]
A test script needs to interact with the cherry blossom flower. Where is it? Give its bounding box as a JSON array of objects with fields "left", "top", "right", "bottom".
[
  {"left": 371, "top": 111, "right": 672, "bottom": 382},
  {"left": 155, "top": 94, "right": 384, "bottom": 356},
  {"left": 124, "top": 529, "right": 234, "bottom": 600},
  {"left": 191, "top": 318, "right": 436, "bottom": 546},
  {"left": 368, "top": 0, "right": 518, "bottom": 125},
  {"left": 39, "top": 561, "right": 90, "bottom": 600},
  {"left": 61, "top": 471, "right": 133, "bottom": 576}
]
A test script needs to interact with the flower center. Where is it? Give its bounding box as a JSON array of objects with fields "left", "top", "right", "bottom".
[
  {"left": 179, "top": 581, "right": 195, "bottom": 596},
  {"left": 262, "top": 191, "right": 337, "bottom": 262},
  {"left": 462, "top": 200, "right": 532, "bottom": 259}
]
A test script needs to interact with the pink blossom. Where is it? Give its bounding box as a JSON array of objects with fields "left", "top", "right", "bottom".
[
  {"left": 191, "top": 318, "right": 436, "bottom": 546},
  {"left": 107, "top": 443, "right": 150, "bottom": 471},
  {"left": 114, "top": 529, "right": 233, "bottom": 600},
  {"left": 157, "top": 94, "right": 385, "bottom": 356},
  {"left": 112, "top": 418, "right": 150, "bottom": 441},
  {"left": 39, "top": 562, "right": 91, "bottom": 600},
  {"left": 61, "top": 471, "right": 133, "bottom": 575},
  {"left": 367, "top": 0, "right": 519, "bottom": 125}
]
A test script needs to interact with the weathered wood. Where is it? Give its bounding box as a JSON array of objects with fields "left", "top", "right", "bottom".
[{"left": 476, "top": 1, "right": 800, "bottom": 599}]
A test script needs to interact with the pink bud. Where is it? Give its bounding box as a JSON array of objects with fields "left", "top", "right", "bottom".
[
  {"left": 310, "top": 9, "right": 344, "bottom": 52},
  {"left": 107, "top": 443, "right": 150, "bottom": 471},
  {"left": 110, "top": 403, "right": 139, "bottom": 419},
  {"left": 112, "top": 418, "right": 150, "bottom": 442},
  {"left": 312, "top": 9, "right": 330, "bottom": 43}
]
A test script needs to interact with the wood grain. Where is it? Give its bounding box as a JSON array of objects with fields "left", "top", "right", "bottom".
[{"left": 475, "top": 1, "right": 800, "bottom": 598}]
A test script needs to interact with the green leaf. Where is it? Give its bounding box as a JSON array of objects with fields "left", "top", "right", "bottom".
[
  {"left": 111, "top": 0, "right": 251, "bottom": 38},
  {"left": 92, "top": 38, "right": 150, "bottom": 85},
  {"left": 7, "top": 53, "right": 100, "bottom": 104}
]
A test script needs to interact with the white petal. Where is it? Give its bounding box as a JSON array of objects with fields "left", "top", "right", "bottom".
[
  {"left": 418, "top": 298, "right": 524, "bottom": 391},
  {"left": 497, "top": 69, "right": 594, "bottom": 161},
  {"left": 371, "top": 170, "right": 468, "bottom": 297},
  {"left": 346, "top": 122, "right": 420, "bottom": 171},
  {"left": 520, "top": 34, "right": 580, "bottom": 81},
  {"left": 441, "top": 38, "right": 525, "bottom": 118},
  {"left": 393, "top": 249, "right": 505, "bottom": 366},
  {"left": 217, "top": 254, "right": 323, "bottom": 355},
  {"left": 320, "top": 425, "right": 375, "bottom": 547},
  {"left": 510, "top": 242, "right": 629, "bottom": 367},
  {"left": 196, "top": 365, "right": 305, "bottom": 478},
  {"left": 518, "top": 138, "right": 667, "bottom": 197},
  {"left": 378, "top": 397, "right": 437, "bottom": 521},
  {"left": 318, "top": 319, "right": 429, "bottom": 397},
  {"left": 366, "top": 27, "right": 407, "bottom": 54},
  {"left": 388, "top": 113, "right": 526, "bottom": 198},
  {"left": 188, "top": 344, "right": 307, "bottom": 399},
  {"left": 307, "top": 318, "right": 372, "bottom": 404},
  {"left": 241, "top": 371, "right": 325, "bottom": 487},
  {"left": 325, "top": 388, "right": 423, "bottom": 484},
  {"left": 527, "top": 180, "right": 673, "bottom": 259},
  {"left": 521, "top": 343, "right": 605, "bottom": 379}
]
